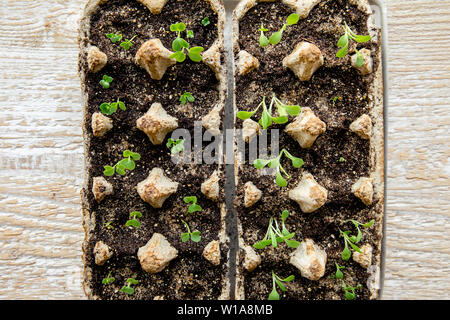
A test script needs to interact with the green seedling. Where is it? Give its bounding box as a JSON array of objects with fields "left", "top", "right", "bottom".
[
  {"left": 253, "top": 149, "right": 304, "bottom": 187},
  {"left": 339, "top": 219, "right": 374, "bottom": 260},
  {"left": 125, "top": 211, "right": 143, "bottom": 228},
  {"left": 339, "top": 157, "right": 345, "bottom": 163},
  {"left": 121, "top": 278, "right": 138, "bottom": 295},
  {"left": 102, "top": 271, "right": 115, "bottom": 285},
  {"left": 186, "top": 30, "right": 194, "bottom": 38},
  {"left": 259, "top": 24, "right": 269, "bottom": 47},
  {"left": 259, "top": 13, "right": 299, "bottom": 47},
  {"left": 166, "top": 138, "right": 185, "bottom": 154},
  {"left": 106, "top": 32, "right": 123, "bottom": 43},
  {"left": 342, "top": 281, "right": 362, "bottom": 300},
  {"left": 201, "top": 17, "right": 210, "bottom": 26},
  {"left": 183, "top": 196, "right": 202, "bottom": 213},
  {"left": 268, "top": 271, "right": 295, "bottom": 300},
  {"left": 105, "top": 221, "right": 114, "bottom": 230},
  {"left": 237, "top": 94, "right": 301, "bottom": 130},
  {"left": 331, "top": 262, "right": 345, "bottom": 279},
  {"left": 103, "top": 150, "right": 141, "bottom": 176},
  {"left": 181, "top": 219, "right": 201, "bottom": 243},
  {"left": 333, "top": 96, "right": 343, "bottom": 103},
  {"left": 254, "top": 210, "right": 300, "bottom": 249},
  {"left": 169, "top": 22, "right": 204, "bottom": 62},
  {"left": 120, "top": 35, "right": 137, "bottom": 50},
  {"left": 179, "top": 92, "right": 195, "bottom": 105},
  {"left": 336, "top": 22, "right": 371, "bottom": 67},
  {"left": 99, "top": 98, "right": 126, "bottom": 115},
  {"left": 99, "top": 75, "right": 113, "bottom": 89}
]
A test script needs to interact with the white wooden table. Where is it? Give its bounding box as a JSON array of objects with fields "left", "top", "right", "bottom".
[{"left": 0, "top": 0, "right": 448, "bottom": 300}]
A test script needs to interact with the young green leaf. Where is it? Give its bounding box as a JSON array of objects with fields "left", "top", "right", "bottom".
[
  {"left": 253, "top": 149, "right": 304, "bottom": 188},
  {"left": 103, "top": 150, "right": 140, "bottom": 177},
  {"left": 186, "top": 30, "right": 194, "bottom": 38},
  {"left": 181, "top": 220, "right": 201, "bottom": 243},
  {"left": 179, "top": 92, "right": 195, "bottom": 105},
  {"left": 183, "top": 196, "right": 203, "bottom": 213},
  {"left": 286, "top": 13, "right": 300, "bottom": 25},
  {"left": 201, "top": 17, "right": 210, "bottom": 26},
  {"left": 336, "top": 22, "right": 371, "bottom": 60},
  {"left": 120, "top": 35, "right": 137, "bottom": 50},
  {"left": 102, "top": 271, "right": 115, "bottom": 285},
  {"left": 166, "top": 138, "right": 185, "bottom": 154},
  {"left": 99, "top": 75, "right": 113, "bottom": 89},
  {"left": 106, "top": 32, "right": 122, "bottom": 43}
]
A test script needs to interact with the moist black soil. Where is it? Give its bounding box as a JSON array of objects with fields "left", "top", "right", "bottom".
[
  {"left": 80, "top": 0, "right": 226, "bottom": 300},
  {"left": 235, "top": 0, "right": 382, "bottom": 300}
]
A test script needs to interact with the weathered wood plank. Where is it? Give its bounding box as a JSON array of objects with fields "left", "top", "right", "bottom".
[{"left": 0, "top": 0, "right": 448, "bottom": 300}]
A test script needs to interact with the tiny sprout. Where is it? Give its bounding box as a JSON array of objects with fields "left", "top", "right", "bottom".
[
  {"left": 332, "top": 96, "right": 343, "bottom": 103},
  {"left": 169, "top": 22, "right": 204, "bottom": 63},
  {"left": 184, "top": 196, "right": 202, "bottom": 213},
  {"left": 120, "top": 35, "right": 137, "bottom": 50},
  {"left": 99, "top": 75, "right": 113, "bottom": 89},
  {"left": 121, "top": 277, "right": 138, "bottom": 295},
  {"left": 106, "top": 32, "right": 123, "bottom": 43},
  {"left": 336, "top": 22, "right": 371, "bottom": 67},
  {"left": 259, "top": 24, "right": 269, "bottom": 47},
  {"left": 259, "top": 13, "right": 299, "bottom": 47},
  {"left": 201, "top": 17, "right": 210, "bottom": 26},
  {"left": 166, "top": 138, "right": 184, "bottom": 154},
  {"left": 105, "top": 221, "right": 114, "bottom": 230},
  {"left": 102, "top": 271, "right": 115, "bottom": 285},
  {"left": 253, "top": 149, "right": 304, "bottom": 187},
  {"left": 342, "top": 281, "right": 362, "bottom": 300},
  {"left": 99, "top": 98, "right": 126, "bottom": 115},
  {"left": 181, "top": 219, "right": 201, "bottom": 243},
  {"left": 268, "top": 271, "right": 295, "bottom": 300},
  {"left": 339, "top": 219, "right": 374, "bottom": 260},
  {"left": 254, "top": 210, "right": 300, "bottom": 250},
  {"left": 339, "top": 157, "right": 345, "bottom": 163},
  {"left": 331, "top": 262, "right": 345, "bottom": 279},
  {"left": 237, "top": 94, "right": 301, "bottom": 130},
  {"left": 187, "top": 30, "right": 194, "bottom": 38},
  {"left": 103, "top": 150, "right": 141, "bottom": 176},
  {"left": 179, "top": 92, "right": 195, "bottom": 105},
  {"left": 125, "top": 211, "right": 143, "bottom": 228}
]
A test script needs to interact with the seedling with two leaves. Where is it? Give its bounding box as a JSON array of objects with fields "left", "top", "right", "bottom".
[
  {"left": 259, "top": 13, "right": 299, "bottom": 47},
  {"left": 331, "top": 262, "right": 345, "bottom": 279},
  {"left": 125, "top": 211, "right": 143, "bottom": 228},
  {"left": 106, "top": 32, "right": 137, "bottom": 50},
  {"left": 121, "top": 278, "right": 138, "bottom": 295},
  {"left": 268, "top": 271, "right": 295, "bottom": 300},
  {"left": 237, "top": 95, "right": 301, "bottom": 130},
  {"left": 99, "top": 98, "right": 126, "bottom": 115},
  {"left": 179, "top": 92, "right": 195, "bottom": 105},
  {"left": 102, "top": 271, "right": 115, "bottom": 285},
  {"left": 253, "top": 149, "right": 304, "bottom": 187},
  {"left": 201, "top": 17, "right": 210, "bottom": 27},
  {"left": 99, "top": 75, "right": 113, "bottom": 89},
  {"left": 170, "top": 22, "right": 204, "bottom": 63},
  {"left": 254, "top": 210, "right": 300, "bottom": 249},
  {"left": 339, "top": 219, "right": 374, "bottom": 260},
  {"left": 103, "top": 150, "right": 141, "bottom": 176},
  {"left": 181, "top": 220, "right": 201, "bottom": 243},
  {"left": 342, "top": 281, "right": 362, "bottom": 300},
  {"left": 336, "top": 22, "right": 371, "bottom": 67},
  {"left": 166, "top": 138, "right": 185, "bottom": 154},
  {"left": 183, "top": 196, "right": 202, "bottom": 213}
]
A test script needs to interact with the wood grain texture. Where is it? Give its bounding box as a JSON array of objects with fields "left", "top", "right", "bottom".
[{"left": 0, "top": 0, "right": 448, "bottom": 300}]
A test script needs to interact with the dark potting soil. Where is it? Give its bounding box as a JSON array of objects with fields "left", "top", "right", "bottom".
[
  {"left": 235, "top": 0, "right": 382, "bottom": 300},
  {"left": 80, "top": 0, "right": 226, "bottom": 300}
]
